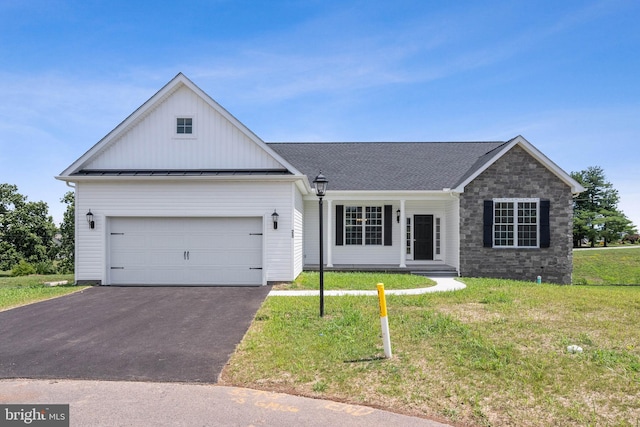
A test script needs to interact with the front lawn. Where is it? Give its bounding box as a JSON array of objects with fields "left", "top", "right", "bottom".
[
  {"left": 274, "top": 271, "right": 435, "bottom": 290},
  {"left": 222, "top": 278, "right": 640, "bottom": 426},
  {"left": 0, "top": 272, "right": 84, "bottom": 311}
]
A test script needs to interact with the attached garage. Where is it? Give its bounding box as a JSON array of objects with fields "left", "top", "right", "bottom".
[{"left": 108, "top": 217, "right": 263, "bottom": 286}]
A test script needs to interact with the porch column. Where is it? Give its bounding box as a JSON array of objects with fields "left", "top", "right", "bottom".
[
  {"left": 399, "top": 199, "right": 406, "bottom": 267},
  {"left": 326, "top": 199, "right": 333, "bottom": 267}
]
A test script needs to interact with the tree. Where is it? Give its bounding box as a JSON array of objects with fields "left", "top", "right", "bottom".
[
  {"left": 0, "top": 183, "right": 57, "bottom": 270},
  {"left": 571, "top": 166, "right": 636, "bottom": 247},
  {"left": 58, "top": 191, "right": 75, "bottom": 273}
]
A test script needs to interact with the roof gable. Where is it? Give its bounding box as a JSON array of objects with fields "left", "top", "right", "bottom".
[
  {"left": 59, "top": 73, "right": 300, "bottom": 177},
  {"left": 452, "top": 135, "right": 584, "bottom": 194}
]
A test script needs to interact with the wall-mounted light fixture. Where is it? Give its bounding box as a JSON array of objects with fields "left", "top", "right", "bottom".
[
  {"left": 271, "top": 209, "right": 279, "bottom": 230},
  {"left": 396, "top": 209, "right": 401, "bottom": 223},
  {"left": 86, "top": 210, "right": 95, "bottom": 229}
]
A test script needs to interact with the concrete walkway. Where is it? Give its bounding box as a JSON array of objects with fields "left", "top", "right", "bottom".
[{"left": 269, "top": 276, "right": 466, "bottom": 296}]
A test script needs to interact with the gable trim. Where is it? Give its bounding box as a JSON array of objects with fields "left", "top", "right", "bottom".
[
  {"left": 453, "top": 135, "right": 585, "bottom": 194},
  {"left": 58, "top": 73, "right": 303, "bottom": 179}
]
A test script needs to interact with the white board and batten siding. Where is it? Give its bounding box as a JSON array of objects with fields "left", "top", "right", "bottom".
[
  {"left": 83, "top": 85, "right": 282, "bottom": 171},
  {"left": 75, "top": 180, "right": 297, "bottom": 285}
]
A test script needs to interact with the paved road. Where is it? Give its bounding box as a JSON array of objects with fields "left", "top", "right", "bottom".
[
  {"left": 0, "top": 379, "right": 452, "bottom": 427},
  {"left": 0, "top": 286, "right": 271, "bottom": 382}
]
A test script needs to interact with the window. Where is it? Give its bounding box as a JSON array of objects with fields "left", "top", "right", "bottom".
[
  {"left": 345, "top": 207, "right": 362, "bottom": 245},
  {"left": 493, "top": 199, "right": 538, "bottom": 248},
  {"left": 345, "top": 206, "right": 382, "bottom": 245},
  {"left": 176, "top": 117, "right": 193, "bottom": 134},
  {"left": 365, "top": 207, "right": 382, "bottom": 245},
  {"left": 435, "top": 217, "right": 441, "bottom": 255},
  {"left": 406, "top": 217, "right": 411, "bottom": 254}
]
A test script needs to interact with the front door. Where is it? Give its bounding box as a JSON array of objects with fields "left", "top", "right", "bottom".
[{"left": 414, "top": 215, "right": 434, "bottom": 260}]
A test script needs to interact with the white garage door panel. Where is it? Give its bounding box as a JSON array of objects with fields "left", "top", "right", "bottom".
[{"left": 109, "top": 217, "right": 262, "bottom": 286}]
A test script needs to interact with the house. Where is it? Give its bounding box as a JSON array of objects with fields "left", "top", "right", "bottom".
[{"left": 56, "top": 73, "right": 584, "bottom": 286}]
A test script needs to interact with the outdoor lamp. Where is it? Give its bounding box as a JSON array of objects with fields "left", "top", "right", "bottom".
[
  {"left": 313, "top": 172, "right": 328, "bottom": 317},
  {"left": 313, "top": 172, "right": 328, "bottom": 197},
  {"left": 271, "top": 209, "right": 279, "bottom": 230},
  {"left": 396, "top": 209, "right": 401, "bottom": 223},
  {"left": 86, "top": 210, "right": 95, "bottom": 229}
]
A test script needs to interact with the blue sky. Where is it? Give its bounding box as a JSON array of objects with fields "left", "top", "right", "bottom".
[{"left": 1, "top": 0, "right": 639, "bottom": 227}]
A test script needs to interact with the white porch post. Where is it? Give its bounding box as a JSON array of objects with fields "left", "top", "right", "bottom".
[
  {"left": 399, "top": 199, "right": 406, "bottom": 268},
  {"left": 326, "top": 199, "right": 333, "bottom": 267}
]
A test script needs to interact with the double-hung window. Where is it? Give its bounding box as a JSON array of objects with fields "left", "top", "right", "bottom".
[
  {"left": 344, "top": 206, "right": 382, "bottom": 245},
  {"left": 493, "top": 198, "right": 539, "bottom": 248}
]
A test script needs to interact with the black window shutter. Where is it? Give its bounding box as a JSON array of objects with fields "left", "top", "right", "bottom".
[
  {"left": 336, "top": 205, "right": 344, "bottom": 246},
  {"left": 483, "top": 200, "right": 493, "bottom": 248},
  {"left": 540, "top": 200, "right": 550, "bottom": 248},
  {"left": 384, "top": 205, "right": 392, "bottom": 246}
]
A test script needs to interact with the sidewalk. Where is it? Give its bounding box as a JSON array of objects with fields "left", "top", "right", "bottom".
[{"left": 269, "top": 276, "right": 465, "bottom": 296}]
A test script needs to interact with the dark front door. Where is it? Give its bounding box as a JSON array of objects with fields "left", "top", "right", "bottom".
[{"left": 414, "top": 215, "right": 434, "bottom": 260}]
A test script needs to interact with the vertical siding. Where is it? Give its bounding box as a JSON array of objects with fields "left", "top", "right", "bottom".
[
  {"left": 84, "top": 85, "right": 283, "bottom": 170},
  {"left": 75, "top": 180, "right": 294, "bottom": 284}
]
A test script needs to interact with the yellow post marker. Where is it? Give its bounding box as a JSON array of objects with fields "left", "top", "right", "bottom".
[{"left": 377, "top": 283, "right": 392, "bottom": 358}]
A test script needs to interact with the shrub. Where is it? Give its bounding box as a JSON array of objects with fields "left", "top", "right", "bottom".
[
  {"left": 622, "top": 234, "right": 639, "bottom": 244},
  {"left": 33, "top": 261, "right": 56, "bottom": 275},
  {"left": 11, "top": 260, "right": 36, "bottom": 276}
]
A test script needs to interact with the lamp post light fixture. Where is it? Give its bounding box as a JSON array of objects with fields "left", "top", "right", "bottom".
[
  {"left": 313, "top": 172, "right": 328, "bottom": 317},
  {"left": 86, "top": 210, "right": 95, "bottom": 229},
  {"left": 271, "top": 209, "right": 279, "bottom": 230}
]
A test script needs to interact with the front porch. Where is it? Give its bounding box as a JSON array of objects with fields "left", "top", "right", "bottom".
[{"left": 303, "top": 263, "right": 458, "bottom": 277}]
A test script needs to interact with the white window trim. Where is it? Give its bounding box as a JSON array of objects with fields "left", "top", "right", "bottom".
[
  {"left": 493, "top": 198, "right": 540, "bottom": 249},
  {"left": 174, "top": 114, "right": 197, "bottom": 139}
]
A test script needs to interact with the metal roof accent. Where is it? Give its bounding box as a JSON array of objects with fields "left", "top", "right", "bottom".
[{"left": 71, "top": 169, "right": 292, "bottom": 177}]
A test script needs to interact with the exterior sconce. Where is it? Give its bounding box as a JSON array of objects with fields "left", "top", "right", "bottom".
[
  {"left": 86, "top": 210, "right": 95, "bottom": 229},
  {"left": 396, "top": 209, "right": 400, "bottom": 223},
  {"left": 271, "top": 210, "right": 279, "bottom": 230}
]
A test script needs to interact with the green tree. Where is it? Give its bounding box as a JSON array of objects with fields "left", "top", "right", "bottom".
[
  {"left": 571, "top": 166, "right": 636, "bottom": 247},
  {"left": 0, "top": 183, "right": 57, "bottom": 270},
  {"left": 58, "top": 191, "right": 75, "bottom": 273}
]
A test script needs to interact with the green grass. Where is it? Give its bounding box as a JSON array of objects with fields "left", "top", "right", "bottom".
[
  {"left": 223, "top": 279, "right": 640, "bottom": 426},
  {"left": 274, "top": 271, "right": 435, "bottom": 290},
  {"left": 0, "top": 272, "right": 84, "bottom": 311},
  {"left": 573, "top": 247, "right": 640, "bottom": 285}
]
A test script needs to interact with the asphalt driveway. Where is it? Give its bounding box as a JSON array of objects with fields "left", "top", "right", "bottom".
[{"left": 0, "top": 286, "right": 271, "bottom": 383}]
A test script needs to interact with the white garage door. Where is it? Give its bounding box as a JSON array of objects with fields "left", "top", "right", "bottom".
[{"left": 109, "top": 217, "right": 263, "bottom": 286}]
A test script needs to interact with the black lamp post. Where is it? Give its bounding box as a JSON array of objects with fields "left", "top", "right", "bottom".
[{"left": 313, "top": 172, "right": 328, "bottom": 317}]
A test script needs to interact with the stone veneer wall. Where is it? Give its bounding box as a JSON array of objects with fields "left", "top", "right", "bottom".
[{"left": 459, "top": 145, "right": 574, "bottom": 284}]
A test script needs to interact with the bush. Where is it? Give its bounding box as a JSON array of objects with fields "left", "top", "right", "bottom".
[
  {"left": 11, "top": 260, "right": 36, "bottom": 276},
  {"left": 622, "top": 234, "right": 639, "bottom": 244},
  {"left": 33, "top": 261, "right": 56, "bottom": 275}
]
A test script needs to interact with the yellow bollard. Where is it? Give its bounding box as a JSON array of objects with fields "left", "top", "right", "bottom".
[{"left": 376, "top": 283, "right": 392, "bottom": 358}]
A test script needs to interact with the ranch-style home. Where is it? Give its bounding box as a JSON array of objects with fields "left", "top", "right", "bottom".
[{"left": 56, "top": 73, "right": 584, "bottom": 286}]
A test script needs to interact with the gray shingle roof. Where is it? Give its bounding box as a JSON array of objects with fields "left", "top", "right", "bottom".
[{"left": 268, "top": 141, "right": 507, "bottom": 191}]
